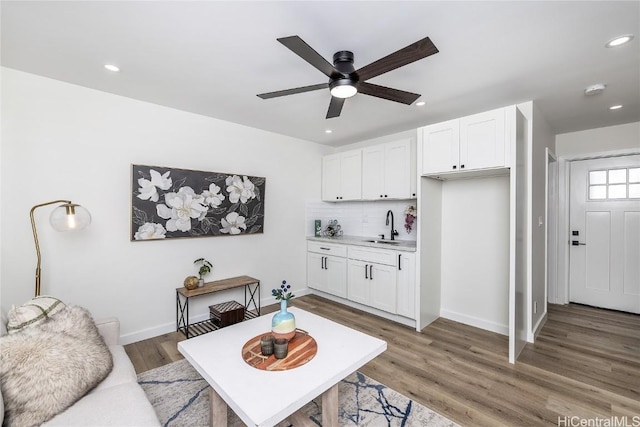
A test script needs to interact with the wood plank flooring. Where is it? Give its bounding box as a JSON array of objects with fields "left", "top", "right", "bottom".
[{"left": 124, "top": 296, "right": 640, "bottom": 426}]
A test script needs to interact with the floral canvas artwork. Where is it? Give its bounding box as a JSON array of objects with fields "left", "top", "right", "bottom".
[{"left": 131, "top": 165, "right": 265, "bottom": 241}]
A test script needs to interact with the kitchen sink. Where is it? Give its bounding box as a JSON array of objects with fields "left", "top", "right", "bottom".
[{"left": 364, "top": 240, "right": 400, "bottom": 245}]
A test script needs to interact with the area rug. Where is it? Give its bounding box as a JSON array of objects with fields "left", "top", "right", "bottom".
[{"left": 138, "top": 359, "right": 458, "bottom": 426}]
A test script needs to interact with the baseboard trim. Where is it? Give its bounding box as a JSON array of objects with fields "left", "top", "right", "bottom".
[
  {"left": 440, "top": 309, "right": 508, "bottom": 336},
  {"left": 120, "top": 321, "right": 176, "bottom": 345},
  {"left": 533, "top": 310, "right": 548, "bottom": 340}
]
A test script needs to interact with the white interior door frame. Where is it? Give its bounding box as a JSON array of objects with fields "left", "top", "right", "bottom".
[
  {"left": 545, "top": 148, "right": 559, "bottom": 304},
  {"left": 557, "top": 148, "right": 640, "bottom": 304}
]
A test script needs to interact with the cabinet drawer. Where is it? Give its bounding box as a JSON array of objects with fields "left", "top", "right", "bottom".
[
  {"left": 347, "top": 246, "right": 397, "bottom": 266},
  {"left": 307, "top": 241, "right": 347, "bottom": 257}
]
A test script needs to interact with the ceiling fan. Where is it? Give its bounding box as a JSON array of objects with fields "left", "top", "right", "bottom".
[{"left": 257, "top": 35, "right": 439, "bottom": 119}]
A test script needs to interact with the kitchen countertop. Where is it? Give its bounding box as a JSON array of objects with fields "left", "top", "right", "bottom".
[{"left": 307, "top": 235, "right": 417, "bottom": 252}]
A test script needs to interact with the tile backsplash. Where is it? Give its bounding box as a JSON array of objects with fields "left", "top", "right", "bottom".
[{"left": 305, "top": 200, "right": 417, "bottom": 241}]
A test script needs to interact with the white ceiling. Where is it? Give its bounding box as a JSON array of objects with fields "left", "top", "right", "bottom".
[{"left": 2, "top": 1, "right": 638, "bottom": 146}]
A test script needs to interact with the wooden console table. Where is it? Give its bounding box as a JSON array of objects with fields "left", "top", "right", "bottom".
[{"left": 176, "top": 275, "right": 260, "bottom": 339}]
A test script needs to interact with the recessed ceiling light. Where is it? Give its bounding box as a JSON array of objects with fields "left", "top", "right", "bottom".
[
  {"left": 325, "top": 129, "right": 333, "bottom": 134},
  {"left": 415, "top": 101, "right": 426, "bottom": 107},
  {"left": 104, "top": 64, "right": 120, "bottom": 72},
  {"left": 609, "top": 105, "right": 623, "bottom": 110},
  {"left": 605, "top": 35, "right": 634, "bottom": 48}
]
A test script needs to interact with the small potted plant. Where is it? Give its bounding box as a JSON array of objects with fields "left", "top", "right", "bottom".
[{"left": 194, "top": 258, "right": 213, "bottom": 287}]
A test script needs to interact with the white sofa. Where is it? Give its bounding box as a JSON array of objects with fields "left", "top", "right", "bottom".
[{"left": 1, "top": 315, "right": 160, "bottom": 426}]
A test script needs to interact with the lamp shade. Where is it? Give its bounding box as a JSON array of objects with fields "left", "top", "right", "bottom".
[{"left": 49, "top": 203, "right": 91, "bottom": 231}]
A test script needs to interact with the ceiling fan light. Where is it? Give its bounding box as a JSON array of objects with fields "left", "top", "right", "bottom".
[{"left": 329, "top": 79, "right": 357, "bottom": 99}]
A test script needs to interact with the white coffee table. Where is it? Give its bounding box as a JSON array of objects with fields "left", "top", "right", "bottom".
[{"left": 178, "top": 307, "right": 387, "bottom": 427}]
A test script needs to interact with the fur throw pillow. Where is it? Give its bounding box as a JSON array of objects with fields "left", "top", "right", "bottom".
[{"left": 0, "top": 305, "right": 113, "bottom": 427}]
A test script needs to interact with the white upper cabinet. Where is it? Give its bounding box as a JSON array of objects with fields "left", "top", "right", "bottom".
[
  {"left": 322, "top": 150, "right": 362, "bottom": 201},
  {"left": 421, "top": 120, "right": 460, "bottom": 175},
  {"left": 460, "top": 108, "right": 506, "bottom": 170},
  {"left": 362, "top": 139, "right": 416, "bottom": 200},
  {"left": 361, "top": 145, "right": 385, "bottom": 199},
  {"left": 421, "top": 107, "right": 507, "bottom": 176}
]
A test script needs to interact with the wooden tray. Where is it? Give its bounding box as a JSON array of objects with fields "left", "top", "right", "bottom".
[{"left": 242, "top": 331, "right": 317, "bottom": 371}]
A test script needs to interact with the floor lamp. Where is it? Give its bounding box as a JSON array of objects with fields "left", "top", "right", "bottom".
[{"left": 30, "top": 200, "right": 91, "bottom": 297}]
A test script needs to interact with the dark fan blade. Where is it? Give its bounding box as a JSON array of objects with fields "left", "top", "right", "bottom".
[
  {"left": 326, "top": 97, "right": 345, "bottom": 119},
  {"left": 358, "top": 82, "right": 421, "bottom": 105},
  {"left": 257, "top": 83, "right": 328, "bottom": 99},
  {"left": 278, "top": 36, "right": 342, "bottom": 78},
  {"left": 355, "top": 37, "right": 438, "bottom": 82}
]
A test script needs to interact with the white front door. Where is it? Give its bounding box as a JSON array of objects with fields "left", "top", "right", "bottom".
[{"left": 569, "top": 155, "right": 640, "bottom": 313}]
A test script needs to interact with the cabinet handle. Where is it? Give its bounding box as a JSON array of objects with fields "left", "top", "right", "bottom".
[
  {"left": 365, "top": 264, "right": 368, "bottom": 279},
  {"left": 461, "top": 164, "right": 465, "bottom": 169},
  {"left": 324, "top": 257, "right": 328, "bottom": 269},
  {"left": 380, "top": 194, "right": 383, "bottom": 198},
  {"left": 319, "top": 247, "right": 331, "bottom": 251},
  {"left": 369, "top": 265, "right": 373, "bottom": 280},
  {"left": 452, "top": 165, "right": 457, "bottom": 169},
  {"left": 398, "top": 254, "right": 402, "bottom": 270}
]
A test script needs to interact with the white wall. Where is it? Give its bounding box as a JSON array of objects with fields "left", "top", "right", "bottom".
[
  {"left": 440, "top": 176, "right": 511, "bottom": 335},
  {"left": 555, "top": 122, "right": 639, "bottom": 157},
  {"left": 0, "top": 68, "right": 331, "bottom": 343}
]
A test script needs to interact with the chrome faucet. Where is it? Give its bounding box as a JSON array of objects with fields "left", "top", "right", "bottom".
[{"left": 385, "top": 210, "right": 399, "bottom": 240}]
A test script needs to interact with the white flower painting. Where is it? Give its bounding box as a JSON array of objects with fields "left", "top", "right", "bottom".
[
  {"left": 131, "top": 165, "right": 265, "bottom": 241},
  {"left": 156, "top": 186, "right": 209, "bottom": 232},
  {"left": 226, "top": 175, "right": 256, "bottom": 204},
  {"left": 134, "top": 222, "right": 167, "bottom": 240},
  {"left": 220, "top": 212, "right": 247, "bottom": 235},
  {"left": 137, "top": 169, "right": 172, "bottom": 202}
]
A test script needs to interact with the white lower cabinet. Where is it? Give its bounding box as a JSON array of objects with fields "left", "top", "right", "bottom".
[
  {"left": 307, "top": 242, "right": 347, "bottom": 298},
  {"left": 347, "top": 247, "right": 398, "bottom": 314},
  {"left": 369, "top": 263, "right": 397, "bottom": 313},
  {"left": 396, "top": 252, "right": 416, "bottom": 318},
  {"left": 346, "top": 260, "right": 369, "bottom": 305},
  {"left": 308, "top": 241, "right": 416, "bottom": 321}
]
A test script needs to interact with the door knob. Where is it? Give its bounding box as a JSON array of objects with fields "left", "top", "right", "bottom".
[{"left": 571, "top": 240, "right": 586, "bottom": 246}]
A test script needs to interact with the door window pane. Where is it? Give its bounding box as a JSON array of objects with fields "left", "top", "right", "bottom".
[
  {"left": 589, "top": 185, "right": 607, "bottom": 200},
  {"left": 589, "top": 170, "right": 607, "bottom": 185},
  {"left": 608, "top": 184, "right": 627, "bottom": 199},
  {"left": 608, "top": 169, "right": 627, "bottom": 184},
  {"left": 629, "top": 168, "right": 640, "bottom": 183},
  {"left": 629, "top": 184, "right": 640, "bottom": 199}
]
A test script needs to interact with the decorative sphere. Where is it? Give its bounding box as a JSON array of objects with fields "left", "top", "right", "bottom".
[{"left": 184, "top": 276, "right": 199, "bottom": 290}]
